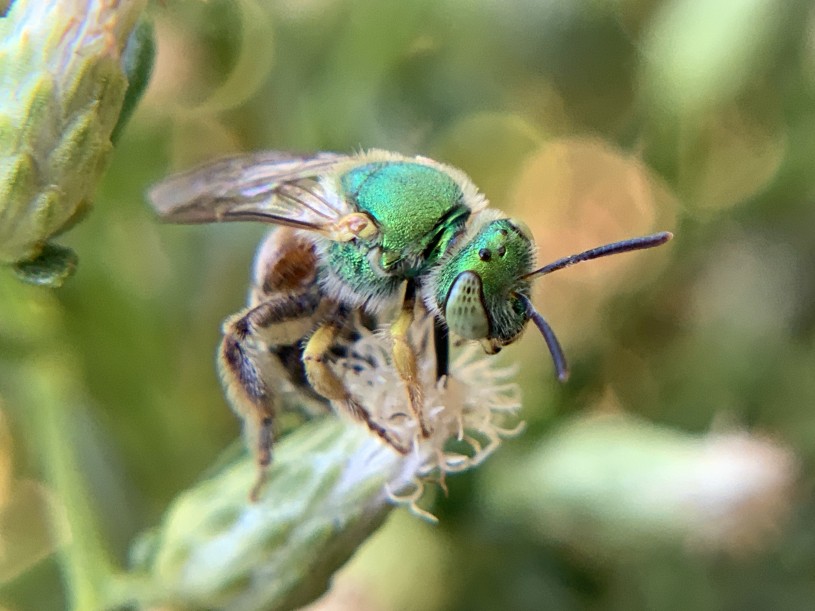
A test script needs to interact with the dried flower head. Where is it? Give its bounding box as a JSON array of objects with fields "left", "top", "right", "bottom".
[{"left": 333, "top": 311, "right": 524, "bottom": 520}]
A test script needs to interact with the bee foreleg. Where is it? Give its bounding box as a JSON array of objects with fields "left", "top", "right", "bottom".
[
  {"left": 304, "top": 312, "right": 410, "bottom": 454},
  {"left": 433, "top": 316, "right": 450, "bottom": 382},
  {"left": 391, "top": 280, "right": 431, "bottom": 438},
  {"left": 218, "top": 291, "right": 321, "bottom": 501}
]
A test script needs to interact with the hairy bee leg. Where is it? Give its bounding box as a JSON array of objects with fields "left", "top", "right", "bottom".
[
  {"left": 219, "top": 291, "right": 322, "bottom": 501},
  {"left": 304, "top": 314, "right": 410, "bottom": 454},
  {"left": 219, "top": 323, "right": 275, "bottom": 502},
  {"left": 391, "top": 280, "right": 431, "bottom": 437}
]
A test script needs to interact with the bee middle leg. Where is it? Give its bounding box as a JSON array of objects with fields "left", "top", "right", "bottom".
[
  {"left": 219, "top": 289, "right": 322, "bottom": 501},
  {"left": 303, "top": 309, "right": 410, "bottom": 454}
]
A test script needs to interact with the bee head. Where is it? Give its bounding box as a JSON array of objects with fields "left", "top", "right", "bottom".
[
  {"left": 433, "top": 216, "right": 673, "bottom": 383},
  {"left": 434, "top": 217, "right": 536, "bottom": 353}
]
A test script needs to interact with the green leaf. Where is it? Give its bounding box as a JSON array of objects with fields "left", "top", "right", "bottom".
[{"left": 111, "top": 18, "right": 156, "bottom": 144}]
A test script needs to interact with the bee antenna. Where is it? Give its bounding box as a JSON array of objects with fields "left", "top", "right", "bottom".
[
  {"left": 515, "top": 293, "right": 569, "bottom": 382},
  {"left": 521, "top": 231, "right": 673, "bottom": 281}
]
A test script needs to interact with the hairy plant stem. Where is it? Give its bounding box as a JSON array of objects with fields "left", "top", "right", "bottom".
[{"left": 120, "top": 418, "right": 419, "bottom": 611}]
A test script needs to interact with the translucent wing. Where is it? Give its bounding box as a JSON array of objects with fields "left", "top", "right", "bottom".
[{"left": 147, "top": 151, "right": 353, "bottom": 234}]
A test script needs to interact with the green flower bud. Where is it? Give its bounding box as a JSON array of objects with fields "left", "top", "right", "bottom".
[{"left": 0, "top": 0, "right": 150, "bottom": 286}]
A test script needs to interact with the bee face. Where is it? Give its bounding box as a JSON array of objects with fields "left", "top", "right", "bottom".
[{"left": 433, "top": 218, "right": 535, "bottom": 348}]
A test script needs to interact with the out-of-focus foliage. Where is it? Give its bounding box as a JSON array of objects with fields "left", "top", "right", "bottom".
[{"left": 3, "top": 0, "right": 815, "bottom": 609}]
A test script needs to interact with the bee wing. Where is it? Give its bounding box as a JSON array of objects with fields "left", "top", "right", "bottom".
[{"left": 147, "top": 151, "right": 353, "bottom": 234}]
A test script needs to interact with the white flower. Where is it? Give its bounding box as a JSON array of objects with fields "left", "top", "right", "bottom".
[{"left": 333, "top": 312, "right": 523, "bottom": 521}]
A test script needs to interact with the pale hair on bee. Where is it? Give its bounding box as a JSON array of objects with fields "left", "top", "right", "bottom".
[{"left": 148, "top": 148, "right": 672, "bottom": 499}]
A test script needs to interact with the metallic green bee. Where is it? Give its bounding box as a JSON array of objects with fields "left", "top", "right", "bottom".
[{"left": 149, "top": 149, "right": 671, "bottom": 497}]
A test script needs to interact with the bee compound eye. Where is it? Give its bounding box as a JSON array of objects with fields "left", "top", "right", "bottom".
[{"left": 478, "top": 248, "right": 492, "bottom": 262}]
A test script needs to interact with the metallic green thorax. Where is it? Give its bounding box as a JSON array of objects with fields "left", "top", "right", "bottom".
[
  {"left": 342, "top": 162, "right": 467, "bottom": 271},
  {"left": 325, "top": 162, "right": 470, "bottom": 306},
  {"left": 436, "top": 219, "right": 534, "bottom": 342}
]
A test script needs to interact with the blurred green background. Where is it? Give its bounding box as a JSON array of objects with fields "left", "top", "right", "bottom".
[{"left": 4, "top": 0, "right": 815, "bottom": 608}]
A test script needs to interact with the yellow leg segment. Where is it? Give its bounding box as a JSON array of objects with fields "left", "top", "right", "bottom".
[
  {"left": 304, "top": 321, "right": 409, "bottom": 453},
  {"left": 303, "top": 323, "right": 348, "bottom": 401},
  {"left": 391, "top": 304, "right": 430, "bottom": 437}
]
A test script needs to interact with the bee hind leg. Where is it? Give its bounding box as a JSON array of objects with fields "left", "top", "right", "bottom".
[
  {"left": 304, "top": 310, "right": 410, "bottom": 454},
  {"left": 219, "top": 290, "right": 322, "bottom": 501}
]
